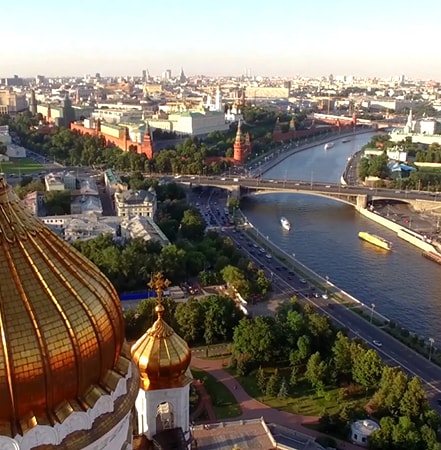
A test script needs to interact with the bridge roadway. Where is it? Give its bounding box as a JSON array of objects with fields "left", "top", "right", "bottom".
[{"left": 180, "top": 175, "right": 441, "bottom": 206}]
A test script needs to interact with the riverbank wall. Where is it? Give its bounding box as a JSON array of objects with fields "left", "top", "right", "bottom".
[{"left": 356, "top": 207, "right": 438, "bottom": 253}]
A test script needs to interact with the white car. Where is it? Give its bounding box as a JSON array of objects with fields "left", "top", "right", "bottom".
[
  {"left": 372, "top": 340, "right": 382, "bottom": 347},
  {"left": 322, "top": 293, "right": 329, "bottom": 300}
]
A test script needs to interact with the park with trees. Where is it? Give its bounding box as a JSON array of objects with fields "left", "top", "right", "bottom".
[{"left": 125, "top": 288, "right": 440, "bottom": 449}]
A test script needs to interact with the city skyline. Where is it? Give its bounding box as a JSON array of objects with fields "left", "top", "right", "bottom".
[{"left": 3, "top": 0, "right": 441, "bottom": 80}]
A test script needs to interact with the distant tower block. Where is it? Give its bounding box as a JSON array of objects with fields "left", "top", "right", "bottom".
[
  {"left": 29, "top": 89, "right": 37, "bottom": 115},
  {"left": 215, "top": 86, "right": 221, "bottom": 112}
]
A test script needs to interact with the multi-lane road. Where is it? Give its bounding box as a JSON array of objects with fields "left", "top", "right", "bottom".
[
  {"left": 192, "top": 186, "right": 441, "bottom": 411},
  {"left": 179, "top": 175, "right": 441, "bottom": 204}
]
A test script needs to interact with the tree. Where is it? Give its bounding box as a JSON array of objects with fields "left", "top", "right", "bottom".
[
  {"left": 369, "top": 416, "right": 395, "bottom": 450},
  {"left": 44, "top": 190, "right": 71, "bottom": 215},
  {"left": 297, "top": 334, "right": 311, "bottom": 362},
  {"left": 221, "top": 264, "right": 251, "bottom": 298},
  {"left": 420, "top": 424, "right": 440, "bottom": 450},
  {"left": 256, "top": 269, "right": 271, "bottom": 296},
  {"left": 399, "top": 376, "right": 429, "bottom": 421},
  {"left": 284, "top": 309, "right": 305, "bottom": 346},
  {"left": 202, "top": 295, "right": 243, "bottom": 344},
  {"left": 289, "top": 366, "right": 300, "bottom": 389},
  {"left": 256, "top": 366, "right": 266, "bottom": 393},
  {"left": 232, "top": 316, "right": 277, "bottom": 366},
  {"left": 331, "top": 331, "right": 353, "bottom": 379},
  {"left": 305, "top": 352, "right": 327, "bottom": 389},
  {"left": 352, "top": 348, "right": 382, "bottom": 391},
  {"left": 157, "top": 244, "right": 187, "bottom": 281},
  {"left": 13, "top": 179, "right": 45, "bottom": 199},
  {"left": 277, "top": 378, "right": 288, "bottom": 399},
  {"left": 174, "top": 298, "right": 205, "bottom": 344},
  {"left": 266, "top": 373, "right": 279, "bottom": 398},
  {"left": 391, "top": 416, "right": 420, "bottom": 450},
  {"left": 372, "top": 366, "right": 408, "bottom": 416},
  {"left": 180, "top": 208, "right": 205, "bottom": 241}
]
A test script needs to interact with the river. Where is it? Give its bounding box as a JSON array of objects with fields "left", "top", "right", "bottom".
[{"left": 241, "top": 132, "right": 441, "bottom": 342}]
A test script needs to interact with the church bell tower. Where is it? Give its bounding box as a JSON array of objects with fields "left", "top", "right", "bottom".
[{"left": 131, "top": 273, "right": 193, "bottom": 448}]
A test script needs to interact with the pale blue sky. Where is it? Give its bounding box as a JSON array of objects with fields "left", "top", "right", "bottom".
[{"left": 2, "top": 0, "right": 440, "bottom": 79}]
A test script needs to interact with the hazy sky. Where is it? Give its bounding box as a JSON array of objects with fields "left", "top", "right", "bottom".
[{"left": 2, "top": 0, "right": 440, "bottom": 79}]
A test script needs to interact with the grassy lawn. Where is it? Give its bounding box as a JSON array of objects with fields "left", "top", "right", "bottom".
[
  {"left": 0, "top": 158, "right": 44, "bottom": 174},
  {"left": 191, "top": 367, "right": 241, "bottom": 419},
  {"left": 230, "top": 367, "right": 370, "bottom": 417}
]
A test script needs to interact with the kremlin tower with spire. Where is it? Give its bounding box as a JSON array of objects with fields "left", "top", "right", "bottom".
[{"left": 233, "top": 120, "right": 251, "bottom": 164}]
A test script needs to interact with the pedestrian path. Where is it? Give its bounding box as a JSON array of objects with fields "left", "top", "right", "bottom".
[
  {"left": 191, "top": 355, "right": 362, "bottom": 450},
  {"left": 190, "top": 379, "right": 216, "bottom": 422}
]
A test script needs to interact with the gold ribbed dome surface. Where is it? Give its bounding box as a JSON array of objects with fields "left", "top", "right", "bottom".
[
  {"left": 0, "top": 178, "right": 124, "bottom": 431},
  {"left": 131, "top": 304, "right": 192, "bottom": 390}
]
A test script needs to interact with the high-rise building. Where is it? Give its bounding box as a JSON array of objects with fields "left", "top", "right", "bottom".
[
  {"left": 29, "top": 89, "right": 37, "bottom": 115},
  {"left": 2, "top": 75, "right": 23, "bottom": 86},
  {"left": 162, "top": 69, "right": 172, "bottom": 81}
]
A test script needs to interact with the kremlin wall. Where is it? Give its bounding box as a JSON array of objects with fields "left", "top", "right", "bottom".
[{"left": 70, "top": 118, "right": 154, "bottom": 159}]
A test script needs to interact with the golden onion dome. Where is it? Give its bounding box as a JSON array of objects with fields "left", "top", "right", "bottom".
[
  {"left": 131, "top": 303, "right": 192, "bottom": 390},
  {"left": 0, "top": 178, "right": 125, "bottom": 433}
]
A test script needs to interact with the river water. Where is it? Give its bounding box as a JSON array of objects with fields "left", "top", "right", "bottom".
[{"left": 241, "top": 133, "right": 441, "bottom": 342}]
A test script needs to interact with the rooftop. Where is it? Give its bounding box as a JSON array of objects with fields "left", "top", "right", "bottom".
[{"left": 192, "top": 418, "right": 277, "bottom": 450}]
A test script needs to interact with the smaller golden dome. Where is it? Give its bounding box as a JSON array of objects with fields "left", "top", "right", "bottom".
[{"left": 131, "top": 302, "right": 192, "bottom": 391}]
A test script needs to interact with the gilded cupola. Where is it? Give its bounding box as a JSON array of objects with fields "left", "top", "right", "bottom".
[
  {"left": 0, "top": 177, "right": 127, "bottom": 436},
  {"left": 131, "top": 273, "right": 192, "bottom": 390}
]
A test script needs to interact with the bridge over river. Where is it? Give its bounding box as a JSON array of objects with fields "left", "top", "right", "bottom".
[{"left": 180, "top": 175, "right": 441, "bottom": 211}]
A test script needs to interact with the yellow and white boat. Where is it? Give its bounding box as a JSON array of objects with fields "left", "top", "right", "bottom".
[{"left": 358, "top": 231, "right": 392, "bottom": 251}]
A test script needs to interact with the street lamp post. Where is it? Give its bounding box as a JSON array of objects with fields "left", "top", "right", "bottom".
[
  {"left": 370, "top": 303, "right": 376, "bottom": 323},
  {"left": 429, "top": 337, "right": 435, "bottom": 362}
]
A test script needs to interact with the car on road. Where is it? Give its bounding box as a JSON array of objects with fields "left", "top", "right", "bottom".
[
  {"left": 313, "top": 292, "right": 320, "bottom": 298},
  {"left": 299, "top": 278, "right": 307, "bottom": 284},
  {"left": 322, "top": 293, "right": 329, "bottom": 300},
  {"left": 372, "top": 340, "right": 382, "bottom": 347}
]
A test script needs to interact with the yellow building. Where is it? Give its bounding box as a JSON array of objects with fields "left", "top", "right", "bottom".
[{"left": 0, "top": 89, "right": 28, "bottom": 114}]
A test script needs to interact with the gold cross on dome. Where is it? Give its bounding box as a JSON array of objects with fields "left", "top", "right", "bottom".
[{"left": 148, "top": 272, "right": 170, "bottom": 304}]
